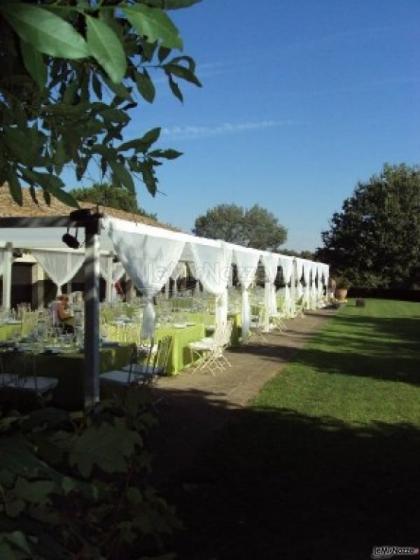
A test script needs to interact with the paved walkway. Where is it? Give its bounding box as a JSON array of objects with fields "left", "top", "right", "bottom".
[
  {"left": 150, "top": 308, "right": 336, "bottom": 481},
  {"left": 152, "top": 310, "right": 335, "bottom": 479}
]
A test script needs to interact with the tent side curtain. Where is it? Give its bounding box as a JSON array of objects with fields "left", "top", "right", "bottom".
[
  {"left": 189, "top": 241, "right": 233, "bottom": 328},
  {"left": 103, "top": 216, "right": 186, "bottom": 339},
  {"left": 233, "top": 246, "right": 261, "bottom": 337},
  {"left": 99, "top": 256, "right": 125, "bottom": 283},
  {"left": 278, "top": 255, "right": 294, "bottom": 316},
  {"left": 262, "top": 252, "right": 280, "bottom": 317},
  {"left": 0, "top": 250, "right": 4, "bottom": 278},
  {"left": 32, "top": 249, "right": 85, "bottom": 295}
]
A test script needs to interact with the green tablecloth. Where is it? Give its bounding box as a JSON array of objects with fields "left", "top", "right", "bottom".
[
  {"left": 0, "top": 344, "right": 134, "bottom": 410},
  {"left": 106, "top": 322, "right": 206, "bottom": 375},
  {"left": 0, "top": 323, "right": 22, "bottom": 341},
  {"left": 155, "top": 323, "right": 205, "bottom": 374}
]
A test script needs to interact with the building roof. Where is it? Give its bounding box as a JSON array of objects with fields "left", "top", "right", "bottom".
[{"left": 0, "top": 185, "right": 179, "bottom": 232}]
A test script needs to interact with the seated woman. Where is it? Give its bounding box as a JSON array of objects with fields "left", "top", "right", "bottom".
[{"left": 56, "top": 295, "right": 75, "bottom": 334}]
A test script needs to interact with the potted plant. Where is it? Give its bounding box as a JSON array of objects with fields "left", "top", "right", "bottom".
[{"left": 334, "top": 276, "right": 351, "bottom": 301}]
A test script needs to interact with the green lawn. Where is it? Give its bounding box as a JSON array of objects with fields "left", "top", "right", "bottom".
[{"left": 168, "top": 299, "right": 420, "bottom": 560}]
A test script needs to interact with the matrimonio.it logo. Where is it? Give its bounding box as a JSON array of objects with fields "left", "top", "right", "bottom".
[{"left": 371, "top": 546, "right": 419, "bottom": 559}]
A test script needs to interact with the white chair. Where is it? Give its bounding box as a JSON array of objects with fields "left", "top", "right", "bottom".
[
  {"left": 249, "top": 308, "right": 269, "bottom": 343},
  {"left": 188, "top": 321, "right": 233, "bottom": 375}
]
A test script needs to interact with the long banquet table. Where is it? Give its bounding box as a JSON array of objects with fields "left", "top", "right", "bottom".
[
  {"left": 106, "top": 322, "right": 206, "bottom": 375},
  {"left": 0, "top": 343, "right": 135, "bottom": 410}
]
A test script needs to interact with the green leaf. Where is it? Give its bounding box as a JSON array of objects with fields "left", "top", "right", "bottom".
[
  {"left": 135, "top": 70, "right": 156, "bottom": 103},
  {"left": 14, "top": 477, "right": 55, "bottom": 506},
  {"left": 141, "top": 162, "right": 158, "bottom": 196},
  {"left": 0, "top": 531, "right": 32, "bottom": 558},
  {"left": 4, "top": 127, "right": 45, "bottom": 167},
  {"left": 168, "top": 74, "right": 183, "bottom": 102},
  {"left": 69, "top": 423, "right": 142, "bottom": 478},
  {"left": 53, "top": 138, "right": 67, "bottom": 174},
  {"left": 110, "top": 160, "right": 135, "bottom": 194},
  {"left": 45, "top": 185, "right": 79, "bottom": 208},
  {"left": 123, "top": 5, "right": 183, "bottom": 50},
  {"left": 6, "top": 169, "right": 23, "bottom": 206},
  {"left": 22, "top": 169, "right": 79, "bottom": 208},
  {"left": 140, "top": 127, "right": 161, "bottom": 146},
  {"left": 5, "top": 498, "right": 25, "bottom": 518},
  {"left": 1, "top": 4, "right": 89, "bottom": 59},
  {"left": 148, "top": 149, "right": 183, "bottom": 160},
  {"left": 101, "top": 107, "right": 130, "bottom": 124},
  {"left": 86, "top": 15, "right": 127, "bottom": 84},
  {"left": 119, "top": 127, "right": 161, "bottom": 152},
  {"left": 103, "top": 75, "right": 132, "bottom": 100},
  {"left": 91, "top": 73, "right": 103, "bottom": 100},
  {"left": 145, "top": 0, "right": 201, "bottom": 9},
  {"left": 20, "top": 39, "right": 46, "bottom": 89},
  {"left": 158, "top": 46, "right": 171, "bottom": 63},
  {"left": 165, "top": 62, "right": 201, "bottom": 86}
]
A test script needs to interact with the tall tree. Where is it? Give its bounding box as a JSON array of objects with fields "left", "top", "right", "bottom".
[
  {"left": 0, "top": 0, "right": 201, "bottom": 207},
  {"left": 316, "top": 164, "right": 420, "bottom": 288},
  {"left": 193, "top": 204, "right": 287, "bottom": 251},
  {"left": 71, "top": 183, "right": 157, "bottom": 219}
]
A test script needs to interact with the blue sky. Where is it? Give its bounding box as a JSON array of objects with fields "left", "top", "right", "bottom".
[{"left": 68, "top": 0, "right": 420, "bottom": 250}]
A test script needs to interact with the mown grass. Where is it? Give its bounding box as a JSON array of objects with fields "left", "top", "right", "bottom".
[{"left": 167, "top": 299, "right": 420, "bottom": 560}]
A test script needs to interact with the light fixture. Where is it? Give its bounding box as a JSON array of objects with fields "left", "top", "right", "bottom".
[{"left": 62, "top": 227, "right": 80, "bottom": 249}]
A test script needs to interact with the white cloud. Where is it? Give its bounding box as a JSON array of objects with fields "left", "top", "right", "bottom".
[{"left": 162, "top": 119, "right": 300, "bottom": 139}]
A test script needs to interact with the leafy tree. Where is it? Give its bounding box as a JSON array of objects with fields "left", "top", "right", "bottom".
[
  {"left": 193, "top": 203, "right": 287, "bottom": 251},
  {"left": 316, "top": 164, "right": 420, "bottom": 288},
  {"left": 0, "top": 0, "right": 201, "bottom": 207},
  {"left": 72, "top": 182, "right": 157, "bottom": 219},
  {"left": 281, "top": 249, "right": 315, "bottom": 260}
]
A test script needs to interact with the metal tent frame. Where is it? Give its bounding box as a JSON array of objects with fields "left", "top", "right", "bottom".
[{"left": 0, "top": 209, "right": 102, "bottom": 408}]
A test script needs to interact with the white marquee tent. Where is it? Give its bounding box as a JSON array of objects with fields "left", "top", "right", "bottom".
[{"left": 0, "top": 209, "right": 329, "bottom": 407}]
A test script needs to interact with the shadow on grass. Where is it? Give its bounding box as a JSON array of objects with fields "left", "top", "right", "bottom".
[
  {"left": 230, "top": 310, "right": 420, "bottom": 386},
  {"left": 149, "top": 386, "right": 420, "bottom": 560}
]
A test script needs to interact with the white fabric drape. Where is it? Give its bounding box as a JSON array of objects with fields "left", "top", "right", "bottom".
[
  {"left": 33, "top": 250, "right": 85, "bottom": 295},
  {"left": 233, "top": 247, "right": 261, "bottom": 337},
  {"left": 170, "top": 261, "right": 187, "bottom": 296},
  {"left": 0, "top": 250, "right": 4, "bottom": 278},
  {"left": 262, "top": 253, "right": 279, "bottom": 327},
  {"left": 278, "top": 256, "right": 294, "bottom": 317},
  {"left": 295, "top": 258, "right": 304, "bottom": 304},
  {"left": 316, "top": 263, "right": 324, "bottom": 303},
  {"left": 189, "top": 241, "right": 232, "bottom": 329},
  {"left": 103, "top": 217, "right": 185, "bottom": 338},
  {"left": 310, "top": 264, "right": 318, "bottom": 309},
  {"left": 100, "top": 257, "right": 125, "bottom": 301},
  {"left": 324, "top": 264, "right": 330, "bottom": 297},
  {"left": 302, "top": 261, "right": 312, "bottom": 309}
]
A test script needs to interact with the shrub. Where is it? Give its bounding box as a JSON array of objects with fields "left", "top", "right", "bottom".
[{"left": 0, "top": 390, "right": 179, "bottom": 559}]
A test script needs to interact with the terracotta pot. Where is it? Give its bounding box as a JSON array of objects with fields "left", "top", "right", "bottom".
[{"left": 335, "top": 288, "right": 348, "bottom": 301}]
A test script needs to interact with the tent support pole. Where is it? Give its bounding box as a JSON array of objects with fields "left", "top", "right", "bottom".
[
  {"left": 106, "top": 255, "right": 113, "bottom": 303},
  {"left": 84, "top": 219, "right": 101, "bottom": 408},
  {"left": 2, "top": 243, "right": 13, "bottom": 310}
]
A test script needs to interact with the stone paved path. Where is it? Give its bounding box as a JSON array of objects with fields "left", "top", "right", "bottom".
[{"left": 150, "top": 308, "right": 336, "bottom": 481}]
